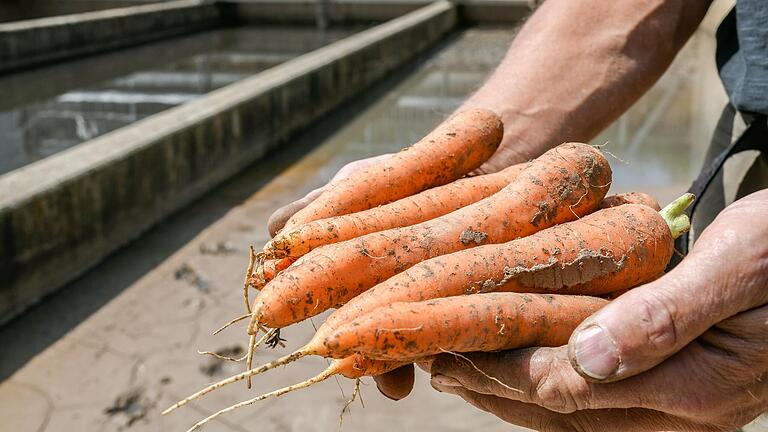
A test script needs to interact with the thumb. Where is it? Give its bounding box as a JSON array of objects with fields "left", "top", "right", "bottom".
[
  {"left": 566, "top": 278, "right": 693, "bottom": 382},
  {"left": 567, "top": 220, "right": 766, "bottom": 382}
]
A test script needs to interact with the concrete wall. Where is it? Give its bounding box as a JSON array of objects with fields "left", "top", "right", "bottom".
[
  {"left": 0, "top": 0, "right": 223, "bottom": 73},
  {"left": 229, "top": 0, "right": 530, "bottom": 24},
  {"left": 0, "top": 1, "right": 458, "bottom": 324}
]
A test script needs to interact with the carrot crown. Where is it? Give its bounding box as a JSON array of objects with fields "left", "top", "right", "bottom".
[{"left": 660, "top": 193, "right": 694, "bottom": 239}]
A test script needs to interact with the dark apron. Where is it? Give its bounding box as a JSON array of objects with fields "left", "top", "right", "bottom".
[{"left": 667, "top": 106, "right": 768, "bottom": 269}]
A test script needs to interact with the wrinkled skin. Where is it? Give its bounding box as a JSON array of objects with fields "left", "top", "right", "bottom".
[{"left": 428, "top": 190, "right": 768, "bottom": 431}]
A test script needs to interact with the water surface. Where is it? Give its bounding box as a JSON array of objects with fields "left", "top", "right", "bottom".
[{"left": 0, "top": 26, "right": 361, "bottom": 175}]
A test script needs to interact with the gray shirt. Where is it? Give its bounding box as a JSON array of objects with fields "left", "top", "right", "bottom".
[{"left": 716, "top": 1, "right": 768, "bottom": 115}]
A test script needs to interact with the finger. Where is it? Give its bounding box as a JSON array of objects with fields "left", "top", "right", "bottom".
[
  {"left": 373, "top": 364, "right": 415, "bottom": 401},
  {"left": 429, "top": 348, "right": 646, "bottom": 414},
  {"left": 434, "top": 386, "right": 719, "bottom": 432},
  {"left": 267, "top": 187, "right": 324, "bottom": 236},
  {"left": 428, "top": 346, "right": 752, "bottom": 420},
  {"left": 698, "top": 303, "right": 768, "bottom": 377},
  {"left": 568, "top": 200, "right": 768, "bottom": 382}
]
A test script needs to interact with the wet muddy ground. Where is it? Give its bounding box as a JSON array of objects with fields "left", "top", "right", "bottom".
[{"left": 1, "top": 25, "right": 766, "bottom": 432}]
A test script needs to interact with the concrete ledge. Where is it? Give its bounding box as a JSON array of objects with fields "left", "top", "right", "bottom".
[
  {"left": 459, "top": 0, "right": 532, "bottom": 24},
  {"left": 228, "top": 0, "right": 530, "bottom": 24},
  {"left": 0, "top": 0, "right": 224, "bottom": 73},
  {"left": 0, "top": 1, "right": 457, "bottom": 324}
]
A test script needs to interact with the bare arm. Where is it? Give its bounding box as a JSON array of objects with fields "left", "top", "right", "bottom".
[
  {"left": 470, "top": 0, "right": 713, "bottom": 173},
  {"left": 268, "top": 0, "right": 712, "bottom": 238}
]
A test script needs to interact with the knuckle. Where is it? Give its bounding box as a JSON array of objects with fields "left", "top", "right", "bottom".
[
  {"left": 632, "top": 290, "right": 679, "bottom": 353},
  {"left": 530, "top": 354, "right": 588, "bottom": 413}
]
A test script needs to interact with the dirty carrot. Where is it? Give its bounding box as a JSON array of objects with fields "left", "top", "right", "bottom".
[
  {"left": 317, "top": 193, "right": 690, "bottom": 334},
  {"left": 198, "top": 292, "right": 608, "bottom": 392},
  {"left": 599, "top": 191, "right": 660, "bottom": 210},
  {"left": 247, "top": 142, "right": 611, "bottom": 335},
  {"left": 318, "top": 293, "right": 608, "bottom": 360},
  {"left": 281, "top": 108, "right": 503, "bottom": 232},
  {"left": 247, "top": 256, "right": 295, "bottom": 291},
  {"left": 265, "top": 164, "right": 525, "bottom": 260},
  {"left": 247, "top": 190, "right": 648, "bottom": 292}
]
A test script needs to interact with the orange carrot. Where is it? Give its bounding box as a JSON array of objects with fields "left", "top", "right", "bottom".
[
  {"left": 166, "top": 293, "right": 604, "bottom": 425},
  {"left": 247, "top": 191, "right": 655, "bottom": 292},
  {"left": 316, "top": 293, "right": 608, "bottom": 361},
  {"left": 247, "top": 257, "right": 295, "bottom": 290},
  {"left": 265, "top": 164, "right": 525, "bottom": 259},
  {"left": 205, "top": 292, "right": 608, "bottom": 392},
  {"left": 281, "top": 108, "right": 503, "bottom": 232},
  {"left": 600, "top": 191, "right": 660, "bottom": 210},
  {"left": 248, "top": 142, "right": 611, "bottom": 332},
  {"left": 319, "top": 196, "right": 689, "bottom": 334}
]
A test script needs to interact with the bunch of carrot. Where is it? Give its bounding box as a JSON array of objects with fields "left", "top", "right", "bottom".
[{"left": 162, "top": 109, "right": 694, "bottom": 431}]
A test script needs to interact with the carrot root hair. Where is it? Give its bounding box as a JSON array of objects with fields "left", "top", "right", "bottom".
[
  {"left": 181, "top": 361, "right": 339, "bottom": 432},
  {"left": 242, "top": 246, "right": 260, "bottom": 313},
  {"left": 212, "top": 313, "right": 250, "bottom": 336},
  {"left": 197, "top": 350, "right": 247, "bottom": 362},
  {"left": 438, "top": 348, "right": 523, "bottom": 395},
  {"left": 162, "top": 348, "right": 312, "bottom": 416},
  {"left": 244, "top": 327, "right": 280, "bottom": 389},
  {"left": 338, "top": 378, "right": 363, "bottom": 432}
]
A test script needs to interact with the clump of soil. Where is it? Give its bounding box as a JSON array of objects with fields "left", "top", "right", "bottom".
[
  {"left": 174, "top": 263, "right": 210, "bottom": 293},
  {"left": 104, "top": 387, "right": 156, "bottom": 429},
  {"left": 199, "top": 241, "right": 237, "bottom": 256}
]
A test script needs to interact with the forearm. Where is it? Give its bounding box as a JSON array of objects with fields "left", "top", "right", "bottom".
[{"left": 465, "top": 0, "right": 712, "bottom": 171}]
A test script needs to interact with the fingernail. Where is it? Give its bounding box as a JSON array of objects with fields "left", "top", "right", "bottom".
[
  {"left": 573, "top": 325, "right": 619, "bottom": 380},
  {"left": 431, "top": 374, "right": 463, "bottom": 387}
]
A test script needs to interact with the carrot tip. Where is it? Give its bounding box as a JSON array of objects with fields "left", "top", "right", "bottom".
[
  {"left": 182, "top": 363, "right": 338, "bottom": 432},
  {"left": 212, "top": 313, "right": 250, "bottom": 335}
]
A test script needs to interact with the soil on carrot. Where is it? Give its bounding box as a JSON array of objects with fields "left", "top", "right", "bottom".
[
  {"left": 459, "top": 228, "right": 488, "bottom": 245},
  {"left": 495, "top": 248, "right": 627, "bottom": 290}
]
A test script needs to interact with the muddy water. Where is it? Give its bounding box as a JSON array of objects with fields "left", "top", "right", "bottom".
[
  {"left": 0, "top": 26, "right": 361, "bottom": 175},
  {"left": 2, "top": 25, "right": 764, "bottom": 432}
]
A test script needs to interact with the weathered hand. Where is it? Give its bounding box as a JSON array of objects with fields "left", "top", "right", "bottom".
[{"left": 429, "top": 190, "right": 768, "bottom": 431}]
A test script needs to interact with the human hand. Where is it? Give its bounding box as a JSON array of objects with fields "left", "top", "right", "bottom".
[{"left": 428, "top": 189, "right": 768, "bottom": 431}]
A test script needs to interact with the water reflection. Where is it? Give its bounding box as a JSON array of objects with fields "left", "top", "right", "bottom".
[{"left": 0, "top": 26, "right": 361, "bottom": 175}]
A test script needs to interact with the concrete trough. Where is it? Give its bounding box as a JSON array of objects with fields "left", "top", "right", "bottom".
[
  {"left": 0, "top": 0, "right": 224, "bottom": 73},
  {"left": 0, "top": 1, "right": 464, "bottom": 324},
  {"left": 229, "top": 0, "right": 531, "bottom": 24},
  {"left": 0, "top": 0, "right": 532, "bottom": 76}
]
